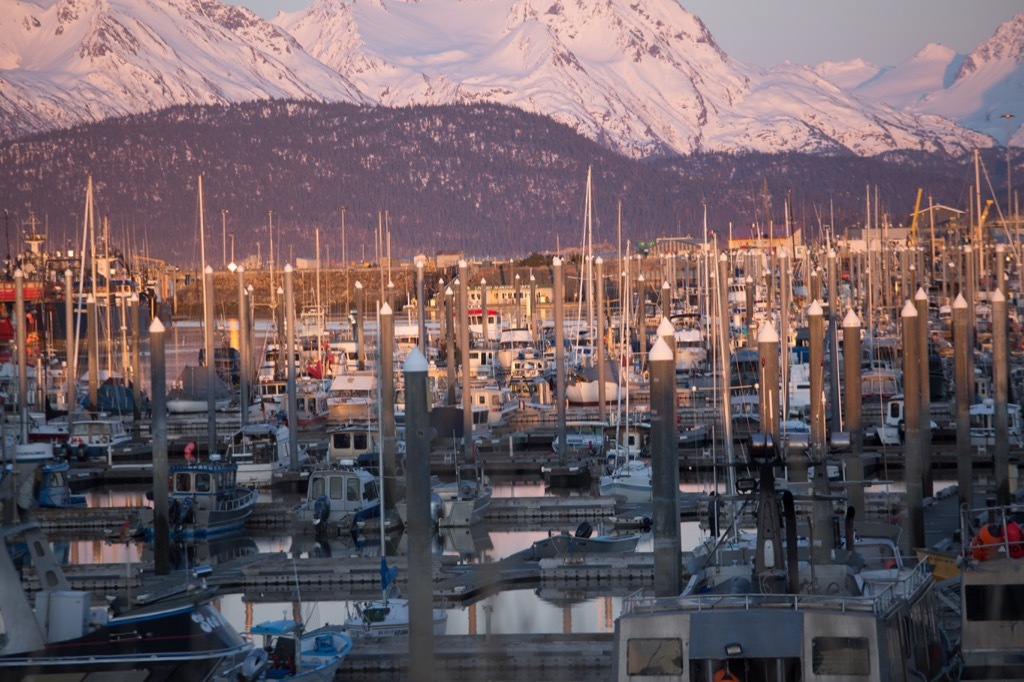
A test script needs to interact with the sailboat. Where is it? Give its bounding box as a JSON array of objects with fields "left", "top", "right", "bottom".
[{"left": 600, "top": 243, "right": 653, "bottom": 504}]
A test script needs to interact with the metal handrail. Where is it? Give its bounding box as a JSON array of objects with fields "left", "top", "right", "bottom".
[{"left": 621, "top": 560, "right": 932, "bottom": 617}]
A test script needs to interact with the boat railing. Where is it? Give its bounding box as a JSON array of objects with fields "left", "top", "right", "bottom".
[
  {"left": 621, "top": 560, "right": 932, "bottom": 617},
  {"left": 222, "top": 487, "right": 258, "bottom": 511}
]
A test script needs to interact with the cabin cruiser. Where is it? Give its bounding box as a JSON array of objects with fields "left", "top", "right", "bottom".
[
  {"left": 495, "top": 327, "right": 538, "bottom": 373},
  {"left": 326, "top": 371, "right": 377, "bottom": 422}
]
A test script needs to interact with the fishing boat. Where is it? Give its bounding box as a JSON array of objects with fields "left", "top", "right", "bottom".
[
  {"left": 470, "top": 381, "right": 518, "bottom": 426},
  {"left": 220, "top": 619, "right": 352, "bottom": 682},
  {"left": 292, "top": 465, "right": 381, "bottom": 536},
  {"left": 611, "top": 436, "right": 956, "bottom": 680},
  {"left": 139, "top": 461, "right": 258, "bottom": 539},
  {"left": 35, "top": 459, "right": 86, "bottom": 508},
  {"left": 325, "top": 422, "right": 380, "bottom": 463},
  {"left": 63, "top": 416, "right": 131, "bottom": 461},
  {"left": 224, "top": 421, "right": 304, "bottom": 486},
  {"left": 969, "top": 399, "right": 1024, "bottom": 447},
  {"left": 0, "top": 517, "right": 250, "bottom": 680},
  {"left": 259, "top": 377, "right": 329, "bottom": 427}
]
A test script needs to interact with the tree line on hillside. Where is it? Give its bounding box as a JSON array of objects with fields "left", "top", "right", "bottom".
[{"left": 0, "top": 100, "right": 1007, "bottom": 264}]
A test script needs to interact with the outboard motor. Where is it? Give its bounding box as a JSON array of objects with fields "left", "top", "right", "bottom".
[
  {"left": 313, "top": 495, "right": 331, "bottom": 526},
  {"left": 575, "top": 521, "right": 593, "bottom": 539},
  {"left": 174, "top": 496, "right": 194, "bottom": 526}
]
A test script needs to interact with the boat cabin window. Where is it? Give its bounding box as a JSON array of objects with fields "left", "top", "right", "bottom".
[
  {"left": 364, "top": 481, "right": 378, "bottom": 501},
  {"left": 195, "top": 473, "right": 212, "bottom": 493},
  {"left": 627, "top": 638, "right": 683, "bottom": 675},
  {"left": 347, "top": 478, "right": 360, "bottom": 502},
  {"left": 855, "top": 541, "right": 897, "bottom": 570},
  {"left": 965, "top": 584, "right": 1024, "bottom": 621},
  {"left": 811, "top": 636, "right": 870, "bottom": 675},
  {"left": 175, "top": 472, "right": 191, "bottom": 492},
  {"left": 330, "top": 477, "right": 345, "bottom": 500},
  {"left": 333, "top": 432, "right": 369, "bottom": 451}
]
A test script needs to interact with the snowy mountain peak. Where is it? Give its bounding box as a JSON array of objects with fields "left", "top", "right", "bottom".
[
  {"left": 956, "top": 13, "right": 1024, "bottom": 80},
  {"left": 0, "top": 0, "right": 1003, "bottom": 155},
  {"left": 914, "top": 42, "right": 957, "bottom": 63}
]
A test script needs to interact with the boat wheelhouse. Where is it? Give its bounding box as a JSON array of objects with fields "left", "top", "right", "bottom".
[{"left": 140, "top": 462, "right": 257, "bottom": 539}]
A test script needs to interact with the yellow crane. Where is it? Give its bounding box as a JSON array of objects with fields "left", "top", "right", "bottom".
[{"left": 907, "top": 188, "right": 923, "bottom": 247}]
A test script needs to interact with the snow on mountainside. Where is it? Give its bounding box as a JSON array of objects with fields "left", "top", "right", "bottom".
[
  {"left": 815, "top": 58, "right": 881, "bottom": 91},
  {"left": 0, "top": 0, "right": 369, "bottom": 138},
  {"left": 914, "top": 14, "right": 1024, "bottom": 145},
  {"left": 852, "top": 44, "right": 960, "bottom": 110},
  {"left": 0, "top": 0, "right": 998, "bottom": 155},
  {"left": 275, "top": 0, "right": 987, "bottom": 157},
  {"left": 827, "top": 15, "right": 1024, "bottom": 147}
]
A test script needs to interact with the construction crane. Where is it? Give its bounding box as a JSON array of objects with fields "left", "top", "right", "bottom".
[{"left": 907, "top": 188, "right": 923, "bottom": 247}]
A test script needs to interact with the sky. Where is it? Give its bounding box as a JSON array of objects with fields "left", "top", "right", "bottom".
[{"left": 233, "top": 0, "right": 1021, "bottom": 68}]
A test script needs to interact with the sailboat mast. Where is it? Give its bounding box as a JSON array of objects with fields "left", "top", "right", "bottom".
[
  {"left": 586, "top": 166, "right": 594, "bottom": 333},
  {"left": 104, "top": 216, "right": 113, "bottom": 377},
  {"left": 316, "top": 228, "right": 322, "bottom": 364},
  {"left": 268, "top": 210, "right": 275, "bottom": 316},
  {"left": 715, "top": 241, "right": 737, "bottom": 498}
]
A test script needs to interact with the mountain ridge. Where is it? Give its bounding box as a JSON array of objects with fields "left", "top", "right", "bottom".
[{"left": 0, "top": 0, "right": 1005, "bottom": 155}]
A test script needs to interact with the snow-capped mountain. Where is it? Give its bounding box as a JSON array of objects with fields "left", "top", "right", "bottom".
[
  {"left": 0, "top": 0, "right": 370, "bottom": 138},
  {"left": 0, "top": 0, "right": 1000, "bottom": 156},
  {"left": 822, "top": 14, "right": 1024, "bottom": 146},
  {"left": 274, "top": 0, "right": 988, "bottom": 157}
]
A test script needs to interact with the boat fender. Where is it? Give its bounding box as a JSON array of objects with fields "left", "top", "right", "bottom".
[
  {"left": 241, "top": 647, "right": 269, "bottom": 680},
  {"left": 713, "top": 669, "right": 740, "bottom": 681},
  {"left": 1007, "top": 521, "right": 1024, "bottom": 559},
  {"left": 971, "top": 523, "right": 1005, "bottom": 560}
]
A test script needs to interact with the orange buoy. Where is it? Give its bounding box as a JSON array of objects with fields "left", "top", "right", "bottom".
[
  {"left": 971, "top": 524, "right": 1004, "bottom": 561},
  {"left": 714, "top": 670, "right": 741, "bottom": 682}
]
